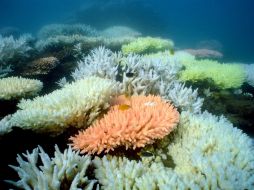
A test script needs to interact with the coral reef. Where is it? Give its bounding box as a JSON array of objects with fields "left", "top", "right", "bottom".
[
  {"left": 21, "top": 56, "right": 60, "bottom": 76},
  {"left": 37, "top": 24, "right": 99, "bottom": 39},
  {"left": 0, "top": 64, "right": 12, "bottom": 78},
  {"left": 72, "top": 47, "right": 202, "bottom": 113},
  {"left": 7, "top": 145, "right": 96, "bottom": 190},
  {"left": 70, "top": 95, "right": 179, "bottom": 154},
  {"left": 180, "top": 60, "right": 246, "bottom": 89},
  {"left": 0, "top": 76, "right": 43, "bottom": 100},
  {"left": 121, "top": 37, "right": 174, "bottom": 55},
  {"left": 2, "top": 77, "right": 118, "bottom": 135},
  {"left": 100, "top": 25, "right": 141, "bottom": 38},
  {"left": 93, "top": 111, "right": 254, "bottom": 189},
  {"left": 184, "top": 48, "right": 223, "bottom": 59},
  {"left": 0, "top": 34, "right": 33, "bottom": 64},
  {"left": 244, "top": 64, "right": 254, "bottom": 87}
]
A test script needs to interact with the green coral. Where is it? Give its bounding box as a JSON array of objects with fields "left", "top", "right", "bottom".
[
  {"left": 121, "top": 37, "right": 174, "bottom": 55},
  {"left": 179, "top": 59, "right": 245, "bottom": 89}
]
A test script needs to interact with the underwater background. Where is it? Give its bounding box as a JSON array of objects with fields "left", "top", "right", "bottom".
[
  {"left": 0, "top": 0, "right": 254, "bottom": 62},
  {"left": 0, "top": 0, "right": 254, "bottom": 189}
]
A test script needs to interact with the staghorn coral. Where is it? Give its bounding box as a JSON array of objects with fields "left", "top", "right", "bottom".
[
  {"left": 243, "top": 64, "right": 254, "bottom": 87},
  {"left": 121, "top": 37, "right": 174, "bottom": 55},
  {"left": 70, "top": 95, "right": 179, "bottom": 154},
  {"left": 158, "top": 80, "right": 204, "bottom": 113},
  {"left": 0, "top": 76, "right": 43, "bottom": 100},
  {"left": 0, "top": 64, "right": 12, "bottom": 78},
  {"left": 72, "top": 46, "right": 122, "bottom": 81},
  {"left": 3, "top": 77, "right": 118, "bottom": 135},
  {"left": 6, "top": 145, "right": 96, "bottom": 190},
  {"left": 72, "top": 47, "right": 202, "bottom": 113},
  {"left": 0, "top": 34, "right": 33, "bottom": 64}
]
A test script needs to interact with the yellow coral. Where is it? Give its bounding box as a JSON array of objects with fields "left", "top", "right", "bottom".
[{"left": 122, "top": 37, "right": 174, "bottom": 55}]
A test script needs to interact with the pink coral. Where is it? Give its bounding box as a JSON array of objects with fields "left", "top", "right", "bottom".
[{"left": 70, "top": 95, "right": 179, "bottom": 154}]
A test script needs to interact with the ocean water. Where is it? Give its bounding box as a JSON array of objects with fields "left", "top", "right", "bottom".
[
  {"left": 0, "top": 0, "right": 254, "bottom": 61},
  {"left": 0, "top": 0, "right": 254, "bottom": 189}
]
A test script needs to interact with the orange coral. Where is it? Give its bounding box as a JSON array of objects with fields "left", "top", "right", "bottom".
[{"left": 70, "top": 95, "right": 179, "bottom": 154}]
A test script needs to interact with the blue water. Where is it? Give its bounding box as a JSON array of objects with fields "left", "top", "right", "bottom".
[{"left": 0, "top": 0, "right": 254, "bottom": 62}]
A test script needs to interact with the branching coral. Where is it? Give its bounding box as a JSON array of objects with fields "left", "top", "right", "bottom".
[
  {"left": 72, "top": 46, "right": 122, "bottom": 81},
  {"left": 0, "top": 34, "right": 33, "bottom": 64},
  {"left": 158, "top": 81, "right": 204, "bottom": 113},
  {"left": 72, "top": 47, "right": 202, "bottom": 113},
  {"left": 4, "top": 77, "right": 118, "bottom": 135},
  {"left": 70, "top": 95, "right": 179, "bottom": 154},
  {"left": 244, "top": 64, "right": 254, "bottom": 87},
  {"left": 0, "top": 64, "right": 12, "bottom": 78},
  {"left": 37, "top": 24, "right": 99, "bottom": 39},
  {"left": 93, "top": 156, "right": 187, "bottom": 190},
  {"left": 121, "top": 37, "right": 174, "bottom": 55},
  {"left": 7, "top": 145, "right": 96, "bottom": 190},
  {"left": 0, "top": 76, "right": 43, "bottom": 100}
]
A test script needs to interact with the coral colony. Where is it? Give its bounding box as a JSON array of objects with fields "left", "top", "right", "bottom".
[{"left": 0, "top": 24, "right": 253, "bottom": 190}]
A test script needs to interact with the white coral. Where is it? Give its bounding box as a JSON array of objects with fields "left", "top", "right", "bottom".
[
  {"left": 244, "top": 64, "right": 254, "bottom": 87},
  {"left": 0, "top": 76, "right": 43, "bottom": 100},
  {"left": 93, "top": 111, "right": 254, "bottom": 190},
  {"left": 5, "top": 77, "right": 118, "bottom": 135},
  {"left": 0, "top": 34, "right": 32, "bottom": 64},
  {"left": 7, "top": 145, "right": 96, "bottom": 190},
  {"left": 72, "top": 46, "right": 122, "bottom": 81},
  {"left": 71, "top": 47, "right": 203, "bottom": 113}
]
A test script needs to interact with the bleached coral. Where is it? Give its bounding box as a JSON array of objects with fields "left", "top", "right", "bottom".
[
  {"left": 244, "top": 64, "right": 254, "bottom": 87},
  {"left": 93, "top": 156, "right": 192, "bottom": 190},
  {"left": 158, "top": 81, "right": 204, "bottom": 113},
  {"left": 100, "top": 25, "right": 141, "bottom": 38},
  {"left": 0, "top": 34, "right": 32, "bottom": 64},
  {"left": 5, "top": 77, "right": 118, "bottom": 135},
  {"left": 72, "top": 47, "right": 202, "bottom": 113},
  {"left": 157, "top": 111, "right": 254, "bottom": 189},
  {"left": 37, "top": 24, "right": 99, "bottom": 39},
  {"left": 72, "top": 46, "right": 122, "bottom": 81},
  {"left": 0, "top": 76, "right": 43, "bottom": 100},
  {"left": 0, "top": 115, "right": 13, "bottom": 135},
  {"left": 7, "top": 145, "right": 96, "bottom": 190},
  {"left": 0, "top": 64, "right": 12, "bottom": 78},
  {"left": 93, "top": 111, "right": 254, "bottom": 189}
]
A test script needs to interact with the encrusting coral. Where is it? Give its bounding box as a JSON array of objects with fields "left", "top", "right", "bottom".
[
  {"left": 0, "top": 76, "right": 43, "bottom": 100},
  {"left": 70, "top": 95, "right": 179, "bottom": 154},
  {"left": 6, "top": 145, "right": 97, "bottom": 190},
  {"left": 2, "top": 77, "right": 118, "bottom": 135}
]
